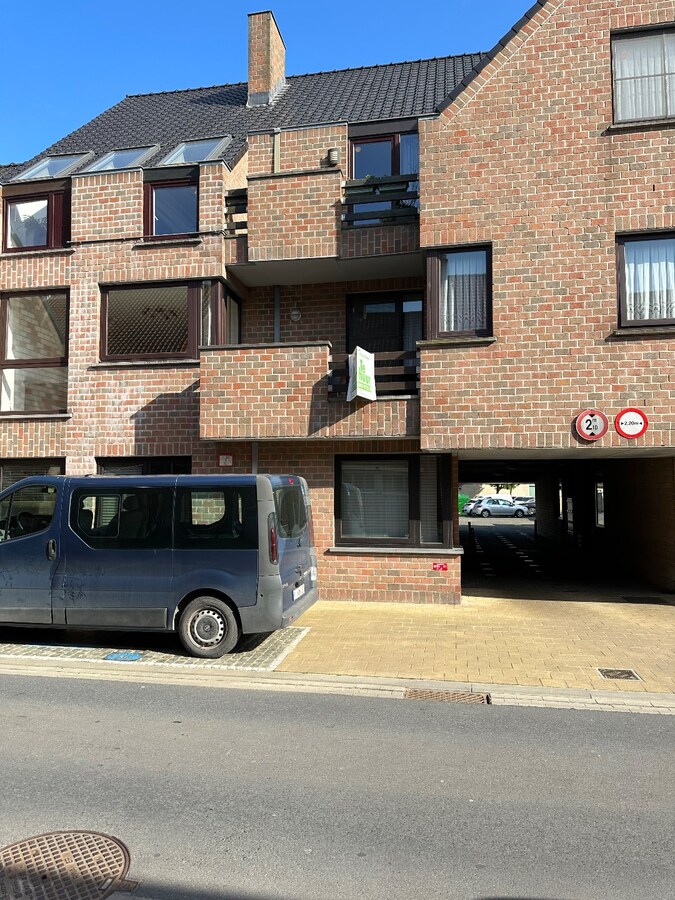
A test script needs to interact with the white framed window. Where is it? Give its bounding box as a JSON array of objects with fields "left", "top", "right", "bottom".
[
  {"left": 14, "top": 154, "right": 91, "bottom": 182},
  {"left": 612, "top": 29, "right": 675, "bottom": 123},
  {"left": 159, "top": 136, "right": 232, "bottom": 166},
  {"left": 84, "top": 147, "right": 157, "bottom": 173}
]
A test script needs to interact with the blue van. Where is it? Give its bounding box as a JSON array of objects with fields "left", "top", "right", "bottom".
[{"left": 0, "top": 474, "right": 318, "bottom": 657}]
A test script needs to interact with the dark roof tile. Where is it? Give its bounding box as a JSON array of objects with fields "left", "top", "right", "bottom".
[{"left": 4, "top": 53, "right": 484, "bottom": 181}]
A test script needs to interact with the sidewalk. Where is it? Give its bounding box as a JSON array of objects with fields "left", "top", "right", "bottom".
[{"left": 278, "top": 595, "right": 675, "bottom": 694}]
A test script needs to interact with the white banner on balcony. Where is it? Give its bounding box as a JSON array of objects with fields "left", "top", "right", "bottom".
[{"left": 347, "top": 346, "right": 376, "bottom": 402}]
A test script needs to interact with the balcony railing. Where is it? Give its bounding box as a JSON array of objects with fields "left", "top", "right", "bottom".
[
  {"left": 224, "top": 188, "right": 248, "bottom": 236},
  {"left": 342, "top": 174, "right": 420, "bottom": 227},
  {"left": 329, "top": 350, "right": 419, "bottom": 396}
]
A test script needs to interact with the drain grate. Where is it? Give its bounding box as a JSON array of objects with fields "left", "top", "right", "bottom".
[
  {"left": 404, "top": 689, "right": 491, "bottom": 704},
  {"left": 0, "top": 831, "right": 137, "bottom": 899},
  {"left": 597, "top": 668, "right": 640, "bottom": 681}
]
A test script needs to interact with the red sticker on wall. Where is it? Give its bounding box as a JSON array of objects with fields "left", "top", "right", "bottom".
[{"left": 432, "top": 562, "right": 448, "bottom": 571}]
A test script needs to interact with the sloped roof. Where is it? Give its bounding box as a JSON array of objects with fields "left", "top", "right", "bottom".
[{"left": 1, "top": 53, "right": 484, "bottom": 182}]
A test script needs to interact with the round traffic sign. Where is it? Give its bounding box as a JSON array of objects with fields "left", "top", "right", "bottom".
[
  {"left": 615, "top": 407, "right": 648, "bottom": 439},
  {"left": 575, "top": 409, "right": 609, "bottom": 441}
]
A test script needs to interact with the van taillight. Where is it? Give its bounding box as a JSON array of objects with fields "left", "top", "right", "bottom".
[{"left": 268, "top": 513, "right": 278, "bottom": 564}]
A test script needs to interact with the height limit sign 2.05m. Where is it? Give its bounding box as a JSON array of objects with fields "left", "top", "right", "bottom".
[{"left": 575, "top": 409, "right": 609, "bottom": 441}]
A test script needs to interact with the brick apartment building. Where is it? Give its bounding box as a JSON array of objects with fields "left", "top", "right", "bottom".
[{"left": 1, "top": 0, "right": 674, "bottom": 603}]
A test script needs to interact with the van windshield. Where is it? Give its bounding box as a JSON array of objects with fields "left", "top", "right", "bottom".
[{"left": 273, "top": 485, "right": 307, "bottom": 539}]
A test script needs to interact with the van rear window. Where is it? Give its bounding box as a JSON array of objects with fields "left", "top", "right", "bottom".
[
  {"left": 273, "top": 485, "right": 307, "bottom": 539},
  {"left": 175, "top": 486, "right": 258, "bottom": 550}
]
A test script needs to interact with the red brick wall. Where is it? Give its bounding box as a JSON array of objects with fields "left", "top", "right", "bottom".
[
  {"left": 71, "top": 171, "right": 143, "bottom": 242},
  {"left": 341, "top": 223, "right": 419, "bottom": 258},
  {"left": 205, "top": 438, "right": 461, "bottom": 603},
  {"left": 419, "top": 0, "right": 675, "bottom": 454}
]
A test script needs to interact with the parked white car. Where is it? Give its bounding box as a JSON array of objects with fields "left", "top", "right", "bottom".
[{"left": 470, "top": 497, "right": 529, "bottom": 518}]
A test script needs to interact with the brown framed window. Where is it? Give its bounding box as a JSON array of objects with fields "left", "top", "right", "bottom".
[
  {"left": 3, "top": 190, "right": 69, "bottom": 252},
  {"left": 346, "top": 291, "right": 423, "bottom": 353},
  {"left": 335, "top": 455, "right": 451, "bottom": 548},
  {"left": 100, "top": 280, "right": 239, "bottom": 361},
  {"left": 427, "top": 246, "right": 492, "bottom": 338},
  {"left": 349, "top": 132, "right": 419, "bottom": 224},
  {"left": 143, "top": 179, "right": 198, "bottom": 238},
  {"left": 617, "top": 233, "right": 675, "bottom": 326},
  {"left": 612, "top": 28, "right": 675, "bottom": 123},
  {"left": 0, "top": 291, "right": 68, "bottom": 414}
]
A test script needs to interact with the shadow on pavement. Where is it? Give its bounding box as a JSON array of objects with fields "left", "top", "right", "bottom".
[{"left": 459, "top": 519, "right": 674, "bottom": 604}]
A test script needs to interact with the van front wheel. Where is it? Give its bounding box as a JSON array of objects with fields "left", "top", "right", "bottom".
[{"left": 179, "top": 597, "right": 240, "bottom": 658}]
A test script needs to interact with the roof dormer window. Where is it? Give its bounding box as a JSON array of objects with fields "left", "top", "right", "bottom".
[
  {"left": 84, "top": 147, "right": 156, "bottom": 173},
  {"left": 159, "top": 137, "right": 232, "bottom": 166},
  {"left": 14, "top": 154, "right": 90, "bottom": 182}
]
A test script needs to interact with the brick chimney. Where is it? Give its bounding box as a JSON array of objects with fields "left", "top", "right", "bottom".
[{"left": 247, "top": 11, "right": 286, "bottom": 107}]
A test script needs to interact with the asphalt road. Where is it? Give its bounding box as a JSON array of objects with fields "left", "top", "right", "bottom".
[{"left": 0, "top": 674, "right": 673, "bottom": 900}]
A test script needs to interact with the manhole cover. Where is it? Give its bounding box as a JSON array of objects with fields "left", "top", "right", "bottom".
[
  {"left": 404, "top": 689, "right": 491, "bottom": 704},
  {"left": 597, "top": 668, "right": 640, "bottom": 681},
  {"left": 0, "top": 831, "right": 137, "bottom": 899}
]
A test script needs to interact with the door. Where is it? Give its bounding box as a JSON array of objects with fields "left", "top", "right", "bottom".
[
  {"left": 0, "top": 480, "right": 61, "bottom": 624},
  {"left": 271, "top": 477, "right": 313, "bottom": 613},
  {"left": 61, "top": 486, "right": 174, "bottom": 629}
]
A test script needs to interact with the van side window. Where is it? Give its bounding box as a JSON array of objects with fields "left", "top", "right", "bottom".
[
  {"left": 71, "top": 489, "right": 173, "bottom": 549},
  {"left": 0, "top": 484, "right": 57, "bottom": 542},
  {"left": 175, "top": 487, "right": 258, "bottom": 550},
  {"left": 273, "top": 486, "right": 307, "bottom": 539}
]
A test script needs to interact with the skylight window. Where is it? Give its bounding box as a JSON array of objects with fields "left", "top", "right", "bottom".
[
  {"left": 84, "top": 147, "right": 156, "bottom": 173},
  {"left": 15, "top": 154, "right": 90, "bottom": 181},
  {"left": 159, "top": 136, "right": 232, "bottom": 166}
]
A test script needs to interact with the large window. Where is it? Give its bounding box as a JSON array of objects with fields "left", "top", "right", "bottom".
[
  {"left": 427, "top": 247, "right": 491, "bottom": 337},
  {"left": 159, "top": 137, "right": 232, "bottom": 166},
  {"left": 618, "top": 234, "right": 675, "bottom": 326},
  {"left": 100, "top": 281, "right": 239, "bottom": 361},
  {"left": 350, "top": 131, "right": 419, "bottom": 224},
  {"left": 3, "top": 190, "right": 69, "bottom": 252},
  {"left": 0, "top": 483, "right": 58, "bottom": 543},
  {"left": 612, "top": 29, "right": 675, "bottom": 123},
  {"left": 15, "top": 154, "right": 89, "bottom": 181},
  {"left": 175, "top": 486, "right": 258, "bottom": 550},
  {"left": 71, "top": 488, "right": 174, "bottom": 550},
  {"left": 85, "top": 147, "right": 155, "bottom": 173},
  {"left": 336, "top": 455, "right": 449, "bottom": 547},
  {"left": 144, "top": 180, "right": 198, "bottom": 237},
  {"left": 0, "top": 292, "right": 68, "bottom": 413},
  {"left": 347, "top": 292, "right": 423, "bottom": 353}
]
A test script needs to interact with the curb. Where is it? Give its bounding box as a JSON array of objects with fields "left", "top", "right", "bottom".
[{"left": 1, "top": 658, "right": 674, "bottom": 714}]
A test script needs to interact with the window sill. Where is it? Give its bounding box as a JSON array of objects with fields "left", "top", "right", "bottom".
[
  {"left": 0, "top": 412, "right": 71, "bottom": 420},
  {"left": 0, "top": 247, "right": 74, "bottom": 259},
  {"left": 418, "top": 336, "right": 496, "bottom": 349},
  {"left": 328, "top": 393, "right": 418, "bottom": 402},
  {"left": 608, "top": 326, "right": 675, "bottom": 340},
  {"left": 132, "top": 236, "right": 203, "bottom": 249},
  {"left": 605, "top": 118, "right": 675, "bottom": 134},
  {"left": 91, "top": 359, "right": 200, "bottom": 369},
  {"left": 328, "top": 546, "right": 463, "bottom": 556}
]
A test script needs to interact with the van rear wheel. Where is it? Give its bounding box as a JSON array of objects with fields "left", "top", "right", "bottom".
[{"left": 178, "top": 597, "right": 240, "bottom": 658}]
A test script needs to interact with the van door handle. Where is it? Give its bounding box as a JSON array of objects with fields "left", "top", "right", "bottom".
[
  {"left": 295, "top": 566, "right": 303, "bottom": 575},
  {"left": 47, "top": 539, "right": 57, "bottom": 560}
]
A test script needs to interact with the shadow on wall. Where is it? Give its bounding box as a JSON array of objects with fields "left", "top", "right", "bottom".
[{"left": 131, "top": 382, "right": 200, "bottom": 452}]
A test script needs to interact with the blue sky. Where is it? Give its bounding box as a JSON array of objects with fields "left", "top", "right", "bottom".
[{"left": 1, "top": 0, "right": 533, "bottom": 164}]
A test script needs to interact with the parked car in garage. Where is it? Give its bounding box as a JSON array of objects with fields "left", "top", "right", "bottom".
[
  {"left": 512, "top": 496, "right": 536, "bottom": 516},
  {"left": 462, "top": 497, "right": 482, "bottom": 515},
  {"left": 470, "top": 497, "right": 529, "bottom": 518}
]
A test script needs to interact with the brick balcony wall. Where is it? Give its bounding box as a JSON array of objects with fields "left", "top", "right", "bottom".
[
  {"left": 200, "top": 343, "right": 331, "bottom": 441},
  {"left": 418, "top": 0, "right": 675, "bottom": 454},
  {"left": 340, "top": 223, "right": 420, "bottom": 258},
  {"left": 246, "top": 124, "right": 348, "bottom": 261}
]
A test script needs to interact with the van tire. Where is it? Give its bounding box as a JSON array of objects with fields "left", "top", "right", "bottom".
[{"left": 178, "top": 597, "right": 240, "bottom": 658}]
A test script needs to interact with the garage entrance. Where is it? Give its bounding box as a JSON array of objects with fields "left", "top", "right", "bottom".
[{"left": 457, "top": 452, "right": 675, "bottom": 599}]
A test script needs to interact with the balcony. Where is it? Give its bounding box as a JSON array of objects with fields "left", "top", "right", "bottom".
[
  {"left": 200, "top": 344, "right": 419, "bottom": 441},
  {"left": 341, "top": 175, "right": 420, "bottom": 227},
  {"left": 224, "top": 174, "right": 421, "bottom": 285},
  {"left": 328, "top": 350, "right": 419, "bottom": 397}
]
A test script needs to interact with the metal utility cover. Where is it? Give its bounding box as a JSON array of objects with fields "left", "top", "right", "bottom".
[
  {"left": 0, "top": 831, "right": 137, "bottom": 899},
  {"left": 404, "top": 689, "right": 491, "bottom": 704},
  {"left": 597, "top": 668, "right": 640, "bottom": 681}
]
